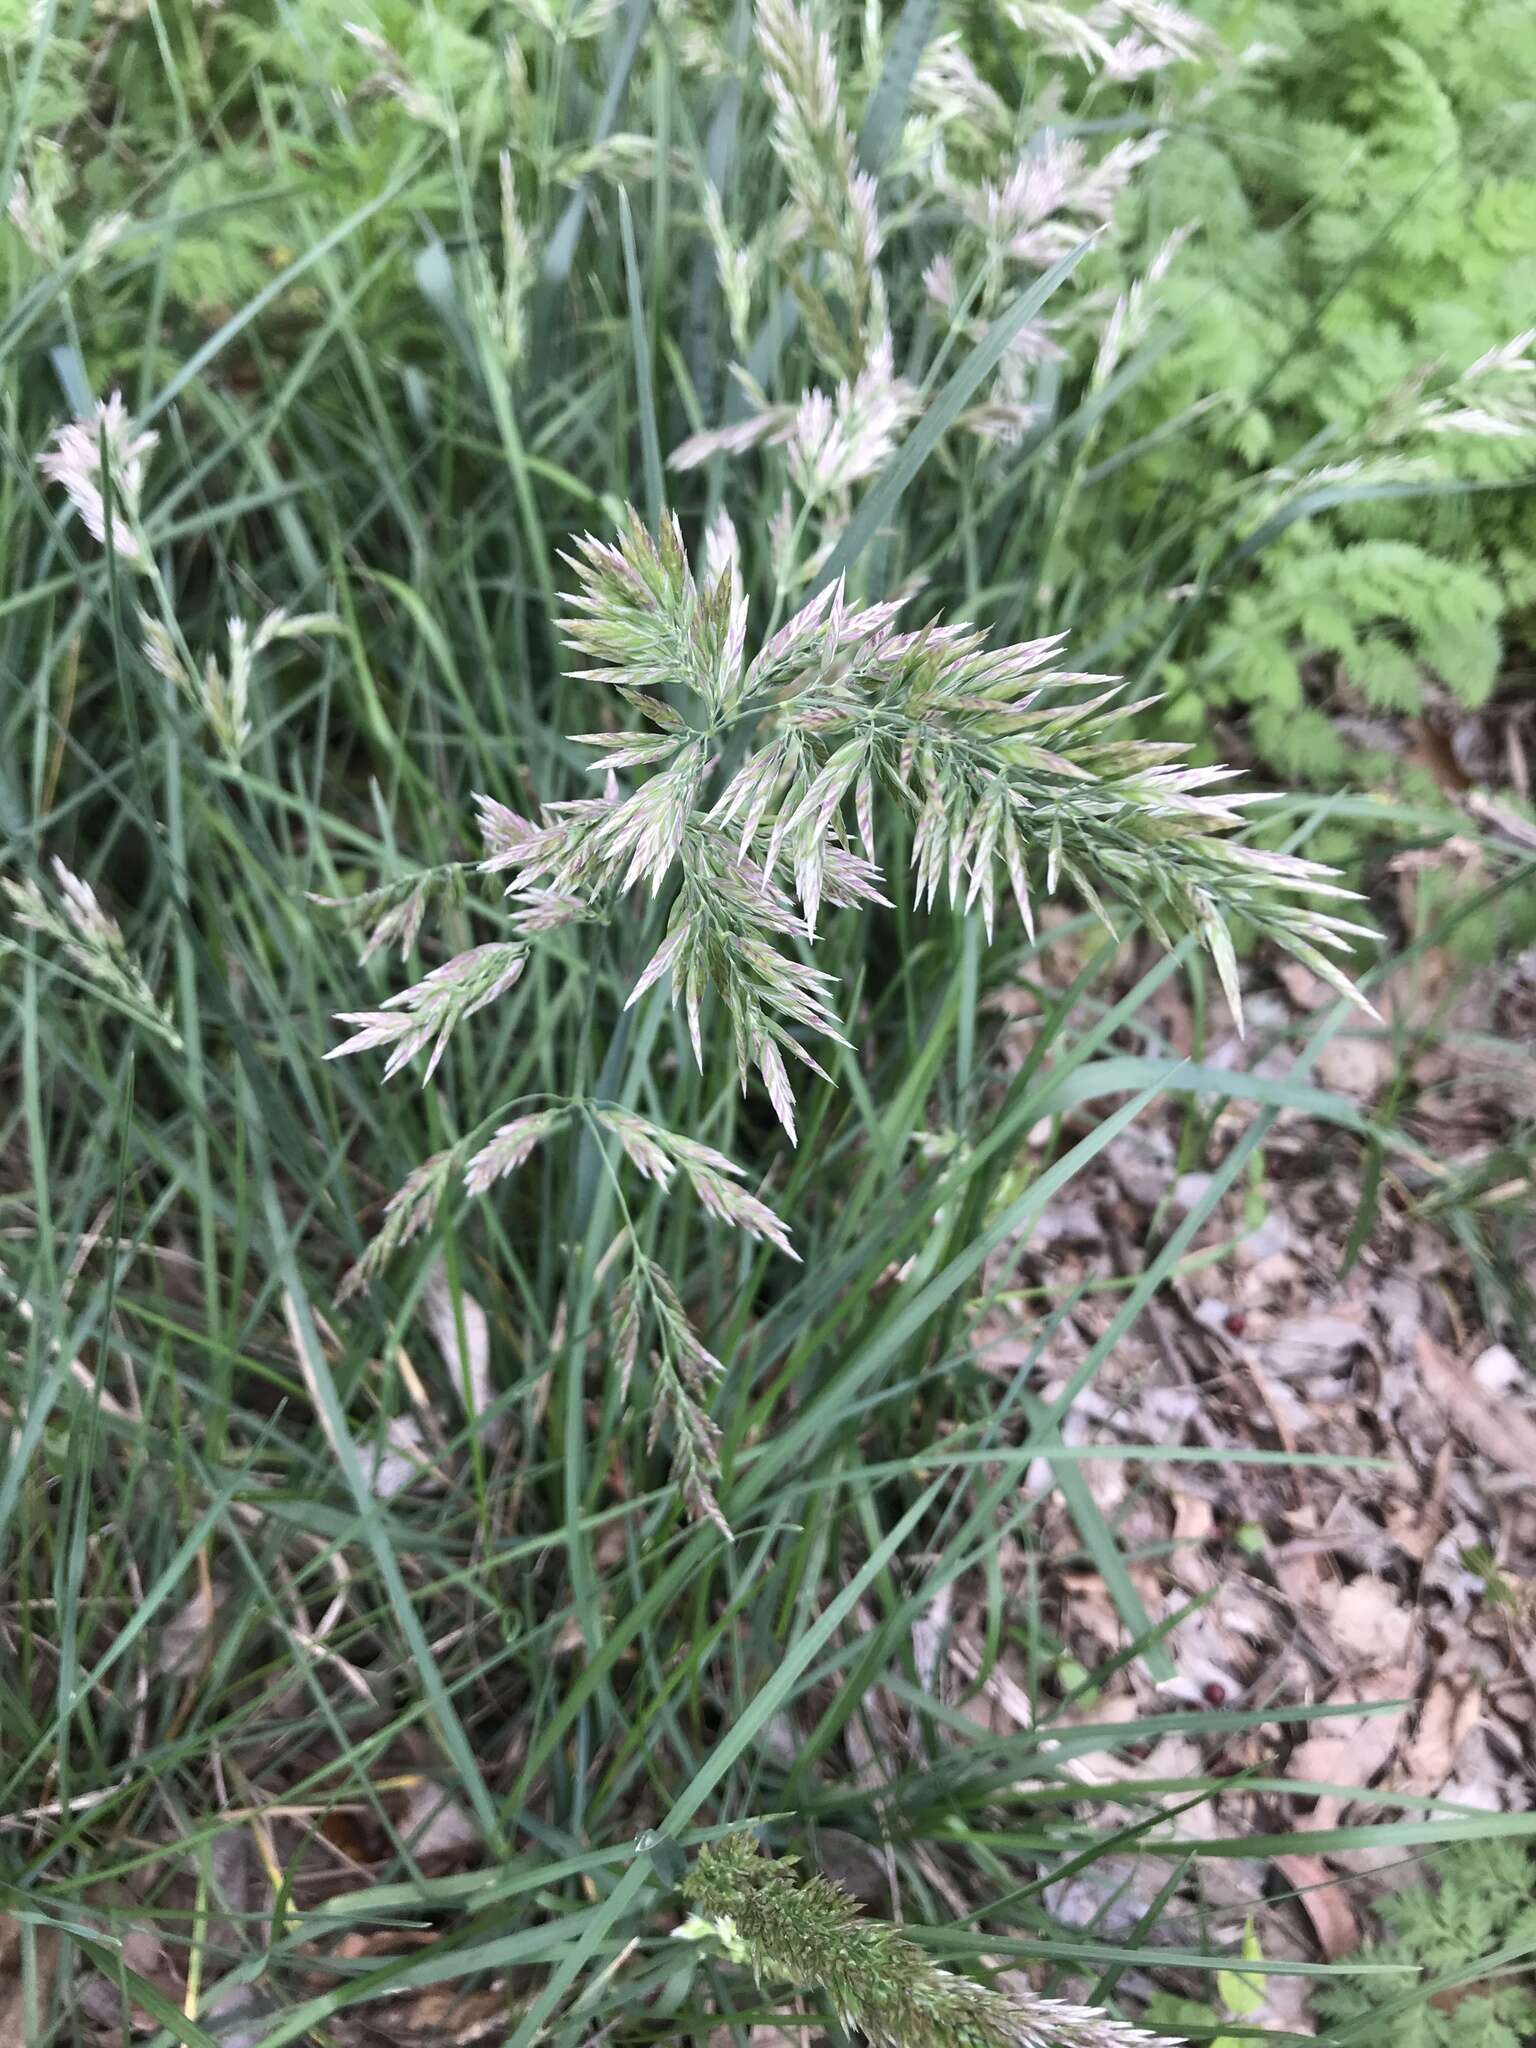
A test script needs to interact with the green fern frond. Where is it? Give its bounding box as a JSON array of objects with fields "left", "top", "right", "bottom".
[{"left": 1312, "top": 1842, "right": 1536, "bottom": 2048}]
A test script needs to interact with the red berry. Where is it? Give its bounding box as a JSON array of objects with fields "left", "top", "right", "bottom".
[
  {"left": 1202, "top": 1680, "right": 1227, "bottom": 1706},
  {"left": 1224, "top": 1311, "right": 1247, "bottom": 1337}
]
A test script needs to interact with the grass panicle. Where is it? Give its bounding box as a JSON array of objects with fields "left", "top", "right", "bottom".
[{"left": 682, "top": 1833, "right": 1182, "bottom": 2047}]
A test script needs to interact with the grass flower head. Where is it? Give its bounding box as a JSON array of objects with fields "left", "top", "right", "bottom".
[{"left": 38, "top": 391, "right": 157, "bottom": 566}]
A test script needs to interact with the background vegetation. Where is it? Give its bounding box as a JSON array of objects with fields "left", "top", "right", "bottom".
[{"left": 2, "top": 2, "right": 1532, "bottom": 2044}]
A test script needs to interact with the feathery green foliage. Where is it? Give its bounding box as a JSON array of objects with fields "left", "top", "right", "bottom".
[
  {"left": 1094, "top": 0, "right": 1536, "bottom": 788},
  {"left": 1312, "top": 1841, "right": 1536, "bottom": 2047}
]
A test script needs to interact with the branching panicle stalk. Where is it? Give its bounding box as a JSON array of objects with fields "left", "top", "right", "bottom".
[{"left": 323, "top": 498, "right": 1372, "bottom": 1526}]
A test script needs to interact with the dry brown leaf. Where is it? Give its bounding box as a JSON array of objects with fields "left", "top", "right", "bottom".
[
  {"left": 324, "top": 1929, "right": 434, "bottom": 1966},
  {"left": 1250, "top": 1971, "right": 1320, "bottom": 2038},
  {"left": 1406, "top": 721, "right": 1474, "bottom": 797},
  {"left": 390, "top": 1981, "right": 511, "bottom": 2041},
  {"left": 1383, "top": 1441, "right": 1454, "bottom": 1564},
  {"left": 946, "top": 1637, "right": 1036, "bottom": 1736},
  {"left": 552, "top": 1614, "right": 587, "bottom": 1656},
  {"left": 1171, "top": 1492, "right": 1215, "bottom": 1546},
  {"left": 1317, "top": 1033, "right": 1393, "bottom": 1101},
  {"left": 1262, "top": 1311, "right": 1369, "bottom": 1375},
  {"left": 1325, "top": 1576, "right": 1414, "bottom": 1670},
  {"left": 400, "top": 1779, "right": 479, "bottom": 1863},
  {"left": 1277, "top": 962, "right": 1330, "bottom": 1013},
  {"left": 1272, "top": 1852, "right": 1361, "bottom": 1960},
  {"left": 1416, "top": 1330, "right": 1536, "bottom": 1478},
  {"left": 1059, "top": 1570, "right": 1124, "bottom": 1652},
  {"left": 75, "top": 1920, "right": 177, "bottom": 2035},
  {"left": 1397, "top": 1674, "right": 1481, "bottom": 1793},
  {"left": 157, "top": 1579, "right": 229, "bottom": 1676},
  {"left": 1467, "top": 788, "right": 1536, "bottom": 851},
  {"left": 1274, "top": 1541, "right": 1334, "bottom": 1616},
  {"left": 1288, "top": 1670, "right": 1411, "bottom": 1789}
]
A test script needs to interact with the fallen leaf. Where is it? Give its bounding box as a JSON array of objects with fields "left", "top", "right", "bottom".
[
  {"left": 1325, "top": 1576, "right": 1414, "bottom": 1669},
  {"left": 157, "top": 1579, "right": 229, "bottom": 1675},
  {"left": 1467, "top": 788, "right": 1536, "bottom": 851},
  {"left": 423, "top": 1263, "right": 496, "bottom": 1426},
  {"left": 1273, "top": 1853, "right": 1360, "bottom": 1960},
  {"left": 1059, "top": 1571, "right": 1125, "bottom": 1653},
  {"left": 1278, "top": 962, "right": 1329, "bottom": 1013},
  {"left": 326, "top": 1929, "right": 436, "bottom": 1965},
  {"left": 1261, "top": 1312, "right": 1369, "bottom": 1377},
  {"left": 1317, "top": 1033, "right": 1392, "bottom": 1101},
  {"left": 1383, "top": 1441, "right": 1453, "bottom": 1565},
  {"left": 75, "top": 1921, "right": 175, "bottom": 2034},
  {"left": 319, "top": 1808, "right": 386, "bottom": 1865},
  {"left": 1172, "top": 1170, "right": 1216, "bottom": 1213},
  {"left": 1396, "top": 1675, "right": 1480, "bottom": 1794},
  {"left": 391, "top": 1981, "right": 511, "bottom": 2040},
  {"left": 1288, "top": 1670, "right": 1410, "bottom": 1789},
  {"left": 1044, "top": 1857, "right": 1173, "bottom": 1937},
  {"left": 910, "top": 1581, "right": 953, "bottom": 1695},
  {"left": 1416, "top": 1330, "right": 1536, "bottom": 1478},
  {"left": 1171, "top": 1492, "right": 1215, "bottom": 1546},
  {"left": 1406, "top": 720, "right": 1473, "bottom": 796},
  {"left": 401, "top": 1779, "right": 479, "bottom": 1863},
  {"left": 946, "top": 1634, "right": 1035, "bottom": 1734},
  {"left": 1274, "top": 1542, "right": 1333, "bottom": 1615},
  {"left": 1248, "top": 1970, "right": 1320, "bottom": 2037},
  {"left": 366, "top": 1415, "right": 433, "bottom": 1498},
  {"left": 1471, "top": 1344, "right": 1522, "bottom": 1396}
]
